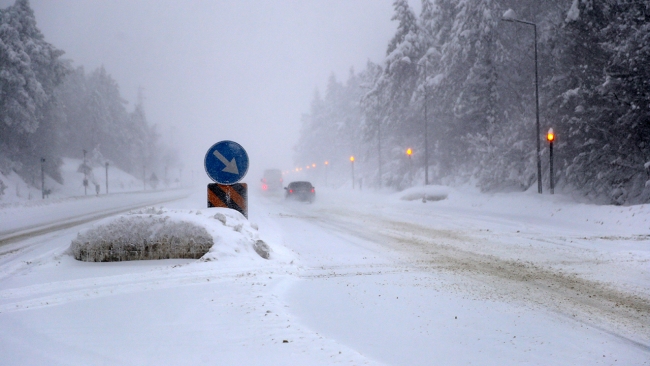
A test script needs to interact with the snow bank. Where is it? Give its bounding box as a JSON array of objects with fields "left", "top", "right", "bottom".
[
  {"left": 69, "top": 207, "right": 271, "bottom": 262},
  {"left": 397, "top": 185, "right": 449, "bottom": 202}
]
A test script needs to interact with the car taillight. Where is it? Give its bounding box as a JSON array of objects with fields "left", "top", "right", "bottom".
[
  {"left": 311, "top": 189, "right": 314, "bottom": 193},
  {"left": 289, "top": 189, "right": 293, "bottom": 193},
  {"left": 262, "top": 184, "right": 267, "bottom": 190}
]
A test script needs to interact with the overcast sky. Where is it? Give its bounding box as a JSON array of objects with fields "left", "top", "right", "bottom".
[{"left": 15, "top": 0, "right": 405, "bottom": 181}]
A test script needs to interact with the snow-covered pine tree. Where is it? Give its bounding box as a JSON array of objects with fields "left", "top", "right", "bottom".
[
  {"left": 416, "top": 0, "right": 457, "bottom": 181},
  {"left": 412, "top": 0, "right": 446, "bottom": 183},
  {"left": 371, "top": 0, "right": 423, "bottom": 188},
  {"left": 0, "top": 0, "right": 67, "bottom": 181},
  {"left": 359, "top": 60, "right": 387, "bottom": 187},
  {"left": 291, "top": 0, "right": 650, "bottom": 202},
  {"left": 545, "top": 0, "right": 649, "bottom": 203},
  {"left": 1, "top": 1, "right": 43, "bottom": 133},
  {"left": 598, "top": 0, "right": 650, "bottom": 203},
  {"left": 434, "top": 0, "right": 501, "bottom": 183},
  {"left": 294, "top": 89, "right": 327, "bottom": 171}
]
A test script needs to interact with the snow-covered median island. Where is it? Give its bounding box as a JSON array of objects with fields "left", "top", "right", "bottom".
[{"left": 69, "top": 207, "right": 271, "bottom": 262}]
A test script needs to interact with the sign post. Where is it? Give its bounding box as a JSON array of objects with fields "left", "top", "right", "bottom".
[{"left": 204, "top": 140, "right": 249, "bottom": 218}]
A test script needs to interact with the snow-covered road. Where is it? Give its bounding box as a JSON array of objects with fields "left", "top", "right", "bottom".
[
  {"left": 257, "top": 188, "right": 650, "bottom": 364},
  {"left": 0, "top": 186, "right": 648, "bottom": 365},
  {"left": 0, "top": 189, "right": 191, "bottom": 245}
]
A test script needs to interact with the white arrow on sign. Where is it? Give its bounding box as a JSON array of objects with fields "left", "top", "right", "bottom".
[{"left": 213, "top": 150, "right": 239, "bottom": 175}]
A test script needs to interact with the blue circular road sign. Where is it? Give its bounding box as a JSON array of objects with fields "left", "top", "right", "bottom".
[{"left": 204, "top": 140, "right": 249, "bottom": 184}]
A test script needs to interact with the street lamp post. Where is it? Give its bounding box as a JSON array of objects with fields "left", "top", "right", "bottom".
[
  {"left": 406, "top": 148, "right": 413, "bottom": 185},
  {"left": 547, "top": 128, "right": 555, "bottom": 194},
  {"left": 40, "top": 157, "right": 45, "bottom": 199},
  {"left": 350, "top": 156, "right": 355, "bottom": 190},
  {"left": 324, "top": 161, "right": 329, "bottom": 187},
  {"left": 502, "top": 9, "right": 542, "bottom": 194},
  {"left": 105, "top": 162, "right": 109, "bottom": 194}
]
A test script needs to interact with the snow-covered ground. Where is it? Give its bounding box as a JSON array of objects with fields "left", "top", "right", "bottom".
[{"left": 0, "top": 183, "right": 648, "bottom": 365}]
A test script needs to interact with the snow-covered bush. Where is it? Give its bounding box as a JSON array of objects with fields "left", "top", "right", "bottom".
[
  {"left": 70, "top": 215, "right": 213, "bottom": 262},
  {"left": 69, "top": 207, "right": 273, "bottom": 262}
]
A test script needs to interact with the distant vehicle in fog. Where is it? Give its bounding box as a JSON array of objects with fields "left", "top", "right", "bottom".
[
  {"left": 261, "top": 169, "right": 283, "bottom": 192},
  {"left": 285, "top": 181, "right": 315, "bottom": 203}
]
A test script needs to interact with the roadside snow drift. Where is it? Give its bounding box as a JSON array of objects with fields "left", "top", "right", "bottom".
[
  {"left": 69, "top": 207, "right": 270, "bottom": 262},
  {"left": 398, "top": 185, "right": 449, "bottom": 202}
]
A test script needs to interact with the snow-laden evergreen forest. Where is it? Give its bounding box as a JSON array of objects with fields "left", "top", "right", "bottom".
[
  {"left": 294, "top": 0, "right": 650, "bottom": 204},
  {"left": 0, "top": 0, "right": 176, "bottom": 196}
]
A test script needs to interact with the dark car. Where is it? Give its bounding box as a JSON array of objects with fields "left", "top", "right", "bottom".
[{"left": 285, "top": 181, "right": 315, "bottom": 203}]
